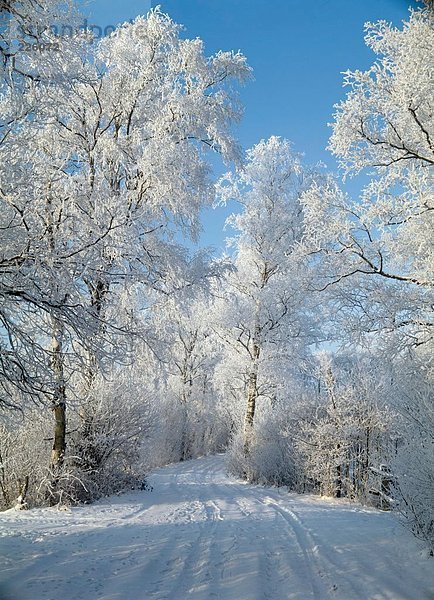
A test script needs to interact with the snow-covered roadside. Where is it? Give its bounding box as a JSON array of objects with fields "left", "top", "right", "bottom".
[{"left": 0, "top": 455, "right": 433, "bottom": 600}]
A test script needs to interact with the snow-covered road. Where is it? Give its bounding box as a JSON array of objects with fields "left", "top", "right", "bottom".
[{"left": 1, "top": 455, "right": 433, "bottom": 599}]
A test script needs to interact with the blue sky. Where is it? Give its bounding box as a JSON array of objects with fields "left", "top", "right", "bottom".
[{"left": 84, "top": 0, "right": 418, "bottom": 251}]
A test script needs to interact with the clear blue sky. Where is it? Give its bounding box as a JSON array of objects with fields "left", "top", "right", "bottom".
[{"left": 84, "top": 0, "right": 418, "bottom": 251}]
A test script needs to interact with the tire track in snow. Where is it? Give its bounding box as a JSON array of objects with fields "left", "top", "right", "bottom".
[
  {"left": 205, "top": 482, "right": 306, "bottom": 599},
  {"left": 259, "top": 495, "right": 338, "bottom": 599},
  {"left": 277, "top": 501, "right": 368, "bottom": 599},
  {"left": 161, "top": 479, "right": 274, "bottom": 600},
  {"left": 145, "top": 518, "right": 206, "bottom": 598},
  {"left": 3, "top": 456, "right": 433, "bottom": 600},
  {"left": 186, "top": 472, "right": 298, "bottom": 597},
  {"left": 139, "top": 463, "right": 224, "bottom": 598},
  {"left": 161, "top": 493, "right": 227, "bottom": 598},
  {"left": 232, "top": 484, "right": 379, "bottom": 599},
  {"left": 232, "top": 488, "right": 323, "bottom": 599}
]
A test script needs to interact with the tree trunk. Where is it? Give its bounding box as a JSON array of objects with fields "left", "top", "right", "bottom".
[
  {"left": 78, "top": 278, "right": 109, "bottom": 473},
  {"left": 51, "top": 403, "right": 66, "bottom": 469},
  {"left": 15, "top": 475, "right": 29, "bottom": 509},
  {"left": 49, "top": 317, "right": 66, "bottom": 505},
  {"left": 364, "top": 427, "right": 370, "bottom": 491},
  {"left": 179, "top": 407, "right": 190, "bottom": 462},
  {"left": 335, "top": 463, "right": 342, "bottom": 498},
  {"left": 178, "top": 330, "right": 197, "bottom": 462},
  {"left": 0, "top": 447, "right": 11, "bottom": 508},
  {"left": 179, "top": 370, "right": 194, "bottom": 461},
  {"left": 243, "top": 366, "right": 258, "bottom": 453},
  {"left": 243, "top": 331, "right": 261, "bottom": 456}
]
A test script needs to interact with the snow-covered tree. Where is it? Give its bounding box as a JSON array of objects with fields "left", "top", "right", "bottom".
[
  {"left": 302, "top": 5, "right": 433, "bottom": 349},
  {"left": 301, "top": 4, "right": 433, "bottom": 546},
  {"left": 216, "top": 137, "right": 322, "bottom": 460},
  {"left": 299, "top": 354, "right": 394, "bottom": 503},
  {"left": 391, "top": 350, "right": 434, "bottom": 553},
  {"left": 142, "top": 257, "right": 231, "bottom": 464},
  {"left": 0, "top": 6, "right": 251, "bottom": 501}
]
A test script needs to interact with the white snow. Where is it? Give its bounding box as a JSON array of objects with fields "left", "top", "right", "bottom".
[{"left": 1, "top": 455, "right": 433, "bottom": 600}]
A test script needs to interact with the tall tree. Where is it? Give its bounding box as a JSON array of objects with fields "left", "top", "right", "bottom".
[
  {"left": 301, "top": 4, "right": 434, "bottom": 548},
  {"left": 0, "top": 7, "right": 251, "bottom": 499},
  {"left": 302, "top": 5, "right": 433, "bottom": 347},
  {"left": 216, "top": 137, "right": 321, "bottom": 456}
]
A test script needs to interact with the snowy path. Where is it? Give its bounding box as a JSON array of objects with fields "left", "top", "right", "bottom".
[{"left": 1, "top": 455, "right": 433, "bottom": 600}]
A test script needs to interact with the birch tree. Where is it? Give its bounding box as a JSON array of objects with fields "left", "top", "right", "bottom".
[
  {"left": 1, "top": 6, "right": 251, "bottom": 500},
  {"left": 301, "top": 3, "right": 434, "bottom": 546},
  {"left": 302, "top": 5, "right": 433, "bottom": 349},
  {"left": 216, "top": 137, "right": 321, "bottom": 458}
]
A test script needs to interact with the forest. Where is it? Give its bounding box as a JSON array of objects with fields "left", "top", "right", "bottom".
[{"left": 0, "top": 0, "right": 433, "bottom": 560}]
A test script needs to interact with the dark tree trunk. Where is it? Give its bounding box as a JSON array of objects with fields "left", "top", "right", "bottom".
[{"left": 49, "top": 318, "right": 66, "bottom": 505}]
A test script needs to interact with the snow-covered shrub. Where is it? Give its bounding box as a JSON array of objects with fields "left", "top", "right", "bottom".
[
  {"left": 227, "top": 396, "right": 307, "bottom": 489},
  {"left": 65, "top": 368, "right": 155, "bottom": 503},
  {"left": 298, "top": 356, "right": 394, "bottom": 503},
  {"left": 0, "top": 410, "right": 53, "bottom": 510},
  {"left": 141, "top": 381, "right": 233, "bottom": 470},
  {"left": 0, "top": 366, "right": 155, "bottom": 509},
  {"left": 141, "top": 395, "right": 186, "bottom": 469},
  {"left": 392, "top": 359, "right": 434, "bottom": 554}
]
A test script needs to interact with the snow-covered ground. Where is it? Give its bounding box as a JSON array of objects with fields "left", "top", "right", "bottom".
[{"left": 1, "top": 455, "right": 433, "bottom": 600}]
